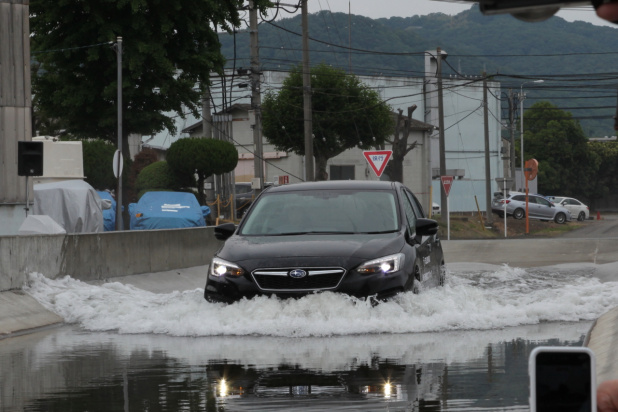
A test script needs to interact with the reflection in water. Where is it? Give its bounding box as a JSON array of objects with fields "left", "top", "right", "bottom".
[{"left": 1, "top": 322, "right": 590, "bottom": 411}]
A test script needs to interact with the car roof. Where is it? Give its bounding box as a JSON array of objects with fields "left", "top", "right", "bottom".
[
  {"left": 511, "top": 193, "right": 542, "bottom": 198},
  {"left": 265, "top": 180, "right": 400, "bottom": 193}
]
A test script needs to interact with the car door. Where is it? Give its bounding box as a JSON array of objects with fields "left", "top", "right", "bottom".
[
  {"left": 534, "top": 196, "right": 554, "bottom": 219},
  {"left": 561, "top": 198, "right": 581, "bottom": 217},
  {"left": 523, "top": 196, "right": 539, "bottom": 218},
  {"left": 400, "top": 188, "right": 434, "bottom": 288}
]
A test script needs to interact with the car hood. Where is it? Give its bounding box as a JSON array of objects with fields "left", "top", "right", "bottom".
[{"left": 216, "top": 233, "right": 406, "bottom": 270}]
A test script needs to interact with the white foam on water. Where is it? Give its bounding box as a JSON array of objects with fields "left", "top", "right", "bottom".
[{"left": 24, "top": 264, "right": 618, "bottom": 338}]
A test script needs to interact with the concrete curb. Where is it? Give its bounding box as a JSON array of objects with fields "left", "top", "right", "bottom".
[
  {"left": 586, "top": 307, "right": 618, "bottom": 384},
  {"left": 0, "top": 290, "right": 63, "bottom": 339}
]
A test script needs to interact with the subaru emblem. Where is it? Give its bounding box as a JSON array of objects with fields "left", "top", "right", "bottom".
[{"left": 289, "top": 269, "right": 307, "bottom": 279}]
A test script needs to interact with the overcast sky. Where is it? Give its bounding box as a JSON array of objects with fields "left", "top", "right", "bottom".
[{"left": 298, "top": 0, "right": 615, "bottom": 28}]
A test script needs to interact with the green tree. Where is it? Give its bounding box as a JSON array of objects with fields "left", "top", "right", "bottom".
[
  {"left": 136, "top": 161, "right": 181, "bottom": 198},
  {"left": 127, "top": 148, "right": 159, "bottom": 203},
  {"left": 261, "top": 63, "right": 394, "bottom": 180},
  {"left": 166, "top": 137, "right": 238, "bottom": 204},
  {"left": 588, "top": 142, "right": 618, "bottom": 208},
  {"left": 30, "top": 0, "right": 270, "bottom": 209},
  {"left": 523, "top": 101, "right": 598, "bottom": 198},
  {"left": 82, "top": 139, "right": 118, "bottom": 191}
]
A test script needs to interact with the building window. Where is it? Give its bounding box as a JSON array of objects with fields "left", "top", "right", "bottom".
[{"left": 330, "top": 165, "right": 355, "bottom": 180}]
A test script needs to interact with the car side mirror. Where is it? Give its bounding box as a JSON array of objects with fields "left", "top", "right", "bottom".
[
  {"left": 214, "top": 222, "right": 236, "bottom": 241},
  {"left": 416, "top": 218, "right": 439, "bottom": 237}
]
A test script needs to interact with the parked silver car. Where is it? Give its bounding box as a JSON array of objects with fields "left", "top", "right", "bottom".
[
  {"left": 548, "top": 196, "right": 590, "bottom": 221},
  {"left": 491, "top": 193, "right": 571, "bottom": 224}
]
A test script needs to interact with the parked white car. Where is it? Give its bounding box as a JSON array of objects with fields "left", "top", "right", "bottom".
[{"left": 548, "top": 196, "right": 590, "bottom": 221}]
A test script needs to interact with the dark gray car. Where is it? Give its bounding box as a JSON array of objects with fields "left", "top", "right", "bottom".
[
  {"left": 206, "top": 180, "right": 446, "bottom": 303},
  {"left": 492, "top": 193, "right": 571, "bottom": 224}
]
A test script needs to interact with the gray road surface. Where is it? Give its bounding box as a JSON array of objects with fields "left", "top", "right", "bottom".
[{"left": 561, "top": 213, "right": 618, "bottom": 238}]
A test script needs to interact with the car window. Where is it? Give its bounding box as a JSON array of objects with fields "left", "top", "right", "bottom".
[
  {"left": 513, "top": 195, "right": 525, "bottom": 201},
  {"left": 240, "top": 189, "right": 399, "bottom": 235},
  {"left": 401, "top": 193, "right": 417, "bottom": 233},
  {"left": 536, "top": 197, "right": 551, "bottom": 207},
  {"left": 404, "top": 189, "right": 426, "bottom": 218},
  {"left": 235, "top": 184, "right": 252, "bottom": 194}
]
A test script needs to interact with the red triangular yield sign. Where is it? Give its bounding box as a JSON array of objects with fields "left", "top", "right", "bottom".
[
  {"left": 363, "top": 150, "right": 392, "bottom": 177},
  {"left": 441, "top": 175, "right": 454, "bottom": 197}
]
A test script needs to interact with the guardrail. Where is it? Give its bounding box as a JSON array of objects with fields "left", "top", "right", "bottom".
[{"left": 0, "top": 227, "right": 223, "bottom": 292}]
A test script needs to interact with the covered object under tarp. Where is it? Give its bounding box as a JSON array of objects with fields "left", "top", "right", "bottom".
[
  {"left": 96, "top": 190, "right": 117, "bottom": 231},
  {"left": 18, "top": 215, "right": 67, "bottom": 235},
  {"left": 129, "top": 191, "right": 210, "bottom": 230},
  {"left": 33, "top": 180, "right": 104, "bottom": 233}
]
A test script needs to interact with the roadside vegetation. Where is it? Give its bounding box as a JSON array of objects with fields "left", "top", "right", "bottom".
[{"left": 438, "top": 213, "right": 587, "bottom": 240}]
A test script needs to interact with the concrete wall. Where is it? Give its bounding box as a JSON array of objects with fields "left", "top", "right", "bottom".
[{"left": 0, "top": 227, "right": 223, "bottom": 292}]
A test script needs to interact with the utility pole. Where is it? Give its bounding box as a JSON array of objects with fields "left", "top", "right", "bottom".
[
  {"left": 508, "top": 89, "right": 517, "bottom": 190},
  {"left": 202, "top": 88, "right": 216, "bottom": 204},
  {"left": 249, "top": 0, "right": 264, "bottom": 193},
  {"left": 115, "top": 36, "right": 123, "bottom": 231},
  {"left": 483, "top": 75, "right": 492, "bottom": 225},
  {"left": 437, "top": 48, "right": 447, "bottom": 218},
  {"left": 302, "top": 0, "right": 314, "bottom": 181}
]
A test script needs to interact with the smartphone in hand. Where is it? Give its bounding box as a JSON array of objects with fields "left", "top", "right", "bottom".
[{"left": 529, "top": 346, "right": 596, "bottom": 412}]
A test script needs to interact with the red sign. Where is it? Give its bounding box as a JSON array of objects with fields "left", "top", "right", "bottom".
[
  {"left": 363, "top": 150, "right": 392, "bottom": 177},
  {"left": 441, "top": 176, "right": 454, "bottom": 197}
]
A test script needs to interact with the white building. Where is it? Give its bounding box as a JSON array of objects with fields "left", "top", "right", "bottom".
[{"left": 143, "top": 54, "right": 505, "bottom": 214}]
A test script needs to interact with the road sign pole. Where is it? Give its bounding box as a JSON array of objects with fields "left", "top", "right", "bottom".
[
  {"left": 447, "top": 196, "right": 450, "bottom": 240},
  {"left": 504, "top": 192, "right": 507, "bottom": 238}
]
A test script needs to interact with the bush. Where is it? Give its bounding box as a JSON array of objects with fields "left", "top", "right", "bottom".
[
  {"left": 136, "top": 161, "right": 179, "bottom": 194},
  {"left": 127, "top": 148, "right": 159, "bottom": 203},
  {"left": 82, "top": 139, "right": 117, "bottom": 190}
]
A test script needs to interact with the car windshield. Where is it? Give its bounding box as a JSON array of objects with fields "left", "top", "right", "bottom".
[{"left": 240, "top": 189, "right": 399, "bottom": 235}]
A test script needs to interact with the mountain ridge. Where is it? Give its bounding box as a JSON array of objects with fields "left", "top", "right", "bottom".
[{"left": 218, "top": 5, "right": 618, "bottom": 136}]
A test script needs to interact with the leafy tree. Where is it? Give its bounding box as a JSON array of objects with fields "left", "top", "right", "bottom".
[
  {"left": 30, "top": 0, "right": 270, "bottom": 210},
  {"left": 127, "top": 148, "right": 159, "bottom": 203},
  {"left": 261, "top": 63, "right": 394, "bottom": 180},
  {"left": 523, "top": 101, "right": 598, "bottom": 198},
  {"left": 587, "top": 142, "right": 618, "bottom": 208},
  {"left": 136, "top": 161, "right": 180, "bottom": 198},
  {"left": 166, "top": 137, "right": 238, "bottom": 204},
  {"left": 82, "top": 139, "right": 118, "bottom": 191}
]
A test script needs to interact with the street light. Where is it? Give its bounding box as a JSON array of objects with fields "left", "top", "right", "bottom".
[{"left": 520, "top": 79, "right": 544, "bottom": 190}]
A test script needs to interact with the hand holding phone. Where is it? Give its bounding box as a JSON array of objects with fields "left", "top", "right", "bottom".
[{"left": 529, "top": 346, "right": 596, "bottom": 412}]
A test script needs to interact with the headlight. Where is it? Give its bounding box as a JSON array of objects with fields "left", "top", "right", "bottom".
[
  {"left": 357, "top": 253, "right": 404, "bottom": 275},
  {"left": 210, "top": 257, "right": 245, "bottom": 277}
]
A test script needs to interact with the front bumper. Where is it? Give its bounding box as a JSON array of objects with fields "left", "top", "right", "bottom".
[{"left": 204, "top": 268, "right": 409, "bottom": 303}]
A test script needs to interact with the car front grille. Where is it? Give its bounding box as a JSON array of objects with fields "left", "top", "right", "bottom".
[{"left": 251, "top": 267, "right": 346, "bottom": 292}]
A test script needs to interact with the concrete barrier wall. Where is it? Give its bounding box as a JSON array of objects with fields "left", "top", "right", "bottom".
[{"left": 0, "top": 227, "right": 223, "bottom": 291}]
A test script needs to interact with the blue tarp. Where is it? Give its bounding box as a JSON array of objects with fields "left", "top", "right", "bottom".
[
  {"left": 129, "top": 191, "right": 210, "bottom": 230},
  {"left": 97, "top": 190, "right": 117, "bottom": 231}
]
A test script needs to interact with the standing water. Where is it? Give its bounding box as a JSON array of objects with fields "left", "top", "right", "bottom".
[{"left": 1, "top": 262, "right": 616, "bottom": 411}]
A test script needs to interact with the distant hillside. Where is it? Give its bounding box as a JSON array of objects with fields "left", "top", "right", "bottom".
[{"left": 219, "top": 5, "right": 618, "bottom": 137}]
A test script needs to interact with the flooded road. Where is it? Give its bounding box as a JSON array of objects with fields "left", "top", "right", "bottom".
[{"left": 3, "top": 262, "right": 618, "bottom": 411}]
